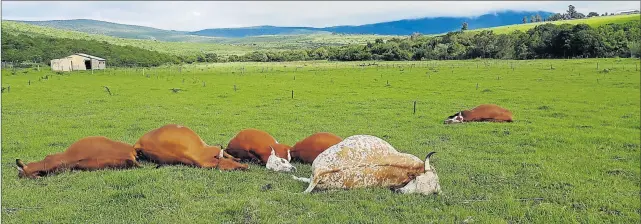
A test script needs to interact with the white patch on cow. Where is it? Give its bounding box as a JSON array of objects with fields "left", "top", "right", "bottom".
[
  {"left": 444, "top": 112, "right": 464, "bottom": 124},
  {"left": 395, "top": 153, "right": 441, "bottom": 195},
  {"left": 301, "top": 135, "right": 439, "bottom": 194},
  {"left": 176, "top": 125, "right": 184, "bottom": 128},
  {"left": 266, "top": 148, "right": 296, "bottom": 172},
  {"left": 395, "top": 170, "right": 441, "bottom": 195}
]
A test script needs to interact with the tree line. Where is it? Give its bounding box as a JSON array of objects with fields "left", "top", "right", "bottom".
[
  {"left": 232, "top": 21, "right": 639, "bottom": 62},
  {"left": 1, "top": 31, "right": 186, "bottom": 67}
]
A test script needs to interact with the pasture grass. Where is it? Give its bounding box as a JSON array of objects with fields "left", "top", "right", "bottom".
[
  {"left": 471, "top": 14, "right": 641, "bottom": 34},
  {"left": 1, "top": 58, "right": 640, "bottom": 223}
]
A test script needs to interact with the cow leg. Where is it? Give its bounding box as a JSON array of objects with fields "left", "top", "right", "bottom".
[
  {"left": 247, "top": 150, "right": 266, "bottom": 165},
  {"left": 488, "top": 118, "right": 510, "bottom": 122},
  {"left": 125, "top": 159, "right": 143, "bottom": 168},
  {"left": 195, "top": 159, "right": 219, "bottom": 169},
  {"left": 224, "top": 148, "right": 254, "bottom": 162},
  {"left": 75, "top": 158, "right": 138, "bottom": 171},
  {"left": 223, "top": 151, "right": 241, "bottom": 162},
  {"left": 139, "top": 149, "right": 197, "bottom": 167}
]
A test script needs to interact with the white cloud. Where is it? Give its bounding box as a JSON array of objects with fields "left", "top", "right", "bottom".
[{"left": 2, "top": 1, "right": 639, "bottom": 31}]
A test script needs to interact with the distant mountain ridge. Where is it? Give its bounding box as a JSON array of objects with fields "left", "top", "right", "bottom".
[
  {"left": 11, "top": 10, "right": 554, "bottom": 39},
  {"left": 189, "top": 10, "right": 555, "bottom": 37}
]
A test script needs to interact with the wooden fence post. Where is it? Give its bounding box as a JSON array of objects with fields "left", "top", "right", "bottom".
[{"left": 413, "top": 101, "right": 417, "bottom": 114}]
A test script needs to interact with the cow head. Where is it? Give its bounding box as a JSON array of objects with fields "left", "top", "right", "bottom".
[
  {"left": 266, "top": 146, "right": 296, "bottom": 172},
  {"left": 444, "top": 111, "right": 464, "bottom": 124},
  {"left": 395, "top": 152, "right": 441, "bottom": 195},
  {"left": 215, "top": 150, "right": 249, "bottom": 171},
  {"left": 16, "top": 159, "right": 46, "bottom": 179}
]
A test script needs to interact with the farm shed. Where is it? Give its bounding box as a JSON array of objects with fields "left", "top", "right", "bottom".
[
  {"left": 616, "top": 10, "right": 640, "bottom": 15},
  {"left": 50, "top": 53, "right": 106, "bottom": 72}
]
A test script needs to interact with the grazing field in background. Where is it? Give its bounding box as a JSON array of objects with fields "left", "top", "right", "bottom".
[
  {"left": 472, "top": 14, "right": 641, "bottom": 34},
  {"left": 2, "top": 21, "right": 396, "bottom": 56},
  {"left": 1, "top": 58, "right": 640, "bottom": 223}
]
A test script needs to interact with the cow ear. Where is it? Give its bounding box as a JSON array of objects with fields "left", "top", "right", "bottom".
[
  {"left": 287, "top": 150, "right": 291, "bottom": 161},
  {"left": 16, "top": 159, "right": 25, "bottom": 168},
  {"left": 16, "top": 159, "right": 25, "bottom": 172}
]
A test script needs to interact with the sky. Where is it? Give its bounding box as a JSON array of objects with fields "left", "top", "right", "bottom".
[{"left": 2, "top": 1, "right": 639, "bottom": 31}]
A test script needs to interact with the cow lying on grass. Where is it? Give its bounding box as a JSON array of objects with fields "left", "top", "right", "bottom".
[
  {"left": 225, "top": 128, "right": 296, "bottom": 172},
  {"left": 292, "top": 135, "right": 441, "bottom": 195},
  {"left": 134, "top": 124, "right": 248, "bottom": 171},
  {"left": 16, "top": 136, "right": 141, "bottom": 178},
  {"left": 290, "top": 132, "right": 342, "bottom": 164},
  {"left": 444, "top": 104, "right": 513, "bottom": 124}
]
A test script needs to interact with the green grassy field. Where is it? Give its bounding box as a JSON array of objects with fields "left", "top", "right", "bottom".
[
  {"left": 1, "top": 58, "right": 640, "bottom": 223},
  {"left": 472, "top": 14, "right": 641, "bottom": 34}
]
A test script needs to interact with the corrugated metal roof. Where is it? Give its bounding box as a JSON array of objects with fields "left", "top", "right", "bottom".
[{"left": 73, "top": 53, "right": 106, "bottom": 61}]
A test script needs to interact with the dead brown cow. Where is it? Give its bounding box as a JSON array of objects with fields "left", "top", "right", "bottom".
[
  {"left": 444, "top": 104, "right": 513, "bottom": 124},
  {"left": 290, "top": 132, "right": 342, "bottom": 164},
  {"left": 16, "top": 136, "right": 140, "bottom": 178},
  {"left": 225, "top": 128, "right": 296, "bottom": 172},
  {"left": 134, "top": 124, "right": 248, "bottom": 171}
]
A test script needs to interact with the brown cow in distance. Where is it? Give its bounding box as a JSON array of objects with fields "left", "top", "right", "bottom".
[
  {"left": 290, "top": 132, "right": 342, "bottom": 164},
  {"left": 225, "top": 128, "right": 296, "bottom": 172},
  {"left": 134, "top": 124, "right": 248, "bottom": 171},
  {"left": 16, "top": 136, "right": 141, "bottom": 178},
  {"left": 444, "top": 104, "right": 513, "bottom": 124}
]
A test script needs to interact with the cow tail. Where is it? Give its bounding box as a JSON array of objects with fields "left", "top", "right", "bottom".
[
  {"left": 292, "top": 175, "right": 311, "bottom": 183},
  {"left": 302, "top": 176, "right": 317, "bottom": 193}
]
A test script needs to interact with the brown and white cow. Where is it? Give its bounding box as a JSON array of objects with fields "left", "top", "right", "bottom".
[
  {"left": 134, "top": 124, "right": 248, "bottom": 171},
  {"left": 225, "top": 128, "right": 296, "bottom": 172},
  {"left": 290, "top": 132, "right": 342, "bottom": 164},
  {"left": 292, "top": 135, "right": 441, "bottom": 195},
  {"left": 16, "top": 136, "right": 141, "bottom": 178},
  {"left": 444, "top": 104, "right": 513, "bottom": 124}
]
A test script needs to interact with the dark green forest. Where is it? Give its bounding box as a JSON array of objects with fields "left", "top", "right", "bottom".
[
  {"left": 235, "top": 21, "right": 640, "bottom": 62},
  {"left": 2, "top": 21, "right": 639, "bottom": 67}
]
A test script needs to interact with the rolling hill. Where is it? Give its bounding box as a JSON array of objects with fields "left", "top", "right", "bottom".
[
  {"left": 471, "top": 13, "right": 641, "bottom": 34},
  {"left": 7, "top": 19, "right": 226, "bottom": 43},
  {"left": 0, "top": 21, "right": 395, "bottom": 57}
]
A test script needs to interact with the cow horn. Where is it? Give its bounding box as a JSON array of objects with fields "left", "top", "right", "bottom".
[
  {"left": 424, "top": 152, "right": 436, "bottom": 171},
  {"left": 270, "top": 146, "right": 275, "bottom": 155},
  {"left": 287, "top": 150, "right": 291, "bottom": 162},
  {"left": 218, "top": 149, "right": 224, "bottom": 159}
]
